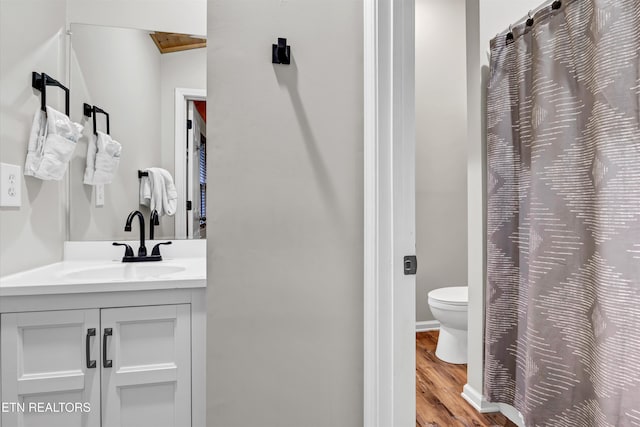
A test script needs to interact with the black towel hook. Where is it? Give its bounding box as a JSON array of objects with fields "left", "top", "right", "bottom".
[{"left": 272, "top": 38, "right": 291, "bottom": 65}]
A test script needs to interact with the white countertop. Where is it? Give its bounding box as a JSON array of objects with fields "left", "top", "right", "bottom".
[{"left": 0, "top": 240, "right": 206, "bottom": 297}]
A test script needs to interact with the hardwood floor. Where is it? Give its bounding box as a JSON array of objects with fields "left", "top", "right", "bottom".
[{"left": 416, "top": 331, "right": 516, "bottom": 427}]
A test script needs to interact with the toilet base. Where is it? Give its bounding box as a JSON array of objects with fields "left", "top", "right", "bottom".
[{"left": 435, "top": 325, "right": 467, "bottom": 364}]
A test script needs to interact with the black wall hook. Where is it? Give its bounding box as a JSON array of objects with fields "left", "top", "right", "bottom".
[{"left": 272, "top": 38, "right": 291, "bottom": 65}]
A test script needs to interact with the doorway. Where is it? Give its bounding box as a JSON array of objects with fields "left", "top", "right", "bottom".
[
  {"left": 174, "top": 88, "right": 206, "bottom": 239},
  {"left": 364, "top": 0, "right": 534, "bottom": 426},
  {"left": 186, "top": 100, "right": 207, "bottom": 239}
]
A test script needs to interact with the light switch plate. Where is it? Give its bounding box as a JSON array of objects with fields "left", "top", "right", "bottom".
[{"left": 0, "top": 163, "right": 22, "bottom": 207}]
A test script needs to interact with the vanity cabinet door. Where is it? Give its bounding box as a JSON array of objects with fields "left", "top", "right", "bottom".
[
  {"left": 100, "top": 304, "right": 191, "bottom": 427},
  {"left": 0, "top": 309, "right": 101, "bottom": 427}
]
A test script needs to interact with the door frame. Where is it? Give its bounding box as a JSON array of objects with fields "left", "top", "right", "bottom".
[
  {"left": 175, "top": 88, "right": 206, "bottom": 239},
  {"left": 364, "top": 1, "right": 507, "bottom": 426},
  {"left": 363, "top": 0, "right": 416, "bottom": 426}
]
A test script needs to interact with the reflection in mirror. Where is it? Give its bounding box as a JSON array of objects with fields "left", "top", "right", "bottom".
[{"left": 68, "top": 23, "right": 206, "bottom": 241}]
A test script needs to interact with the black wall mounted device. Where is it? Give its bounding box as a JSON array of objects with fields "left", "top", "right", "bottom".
[{"left": 272, "top": 38, "right": 291, "bottom": 65}]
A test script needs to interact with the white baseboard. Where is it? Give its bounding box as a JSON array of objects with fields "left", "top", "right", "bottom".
[
  {"left": 416, "top": 320, "right": 440, "bottom": 332},
  {"left": 499, "top": 403, "right": 526, "bottom": 427},
  {"left": 461, "top": 384, "right": 526, "bottom": 426},
  {"left": 461, "top": 384, "right": 499, "bottom": 413}
]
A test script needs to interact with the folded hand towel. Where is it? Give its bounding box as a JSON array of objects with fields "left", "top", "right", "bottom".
[
  {"left": 24, "top": 106, "right": 83, "bottom": 181},
  {"left": 46, "top": 106, "right": 83, "bottom": 143},
  {"left": 139, "top": 167, "right": 177, "bottom": 216},
  {"left": 24, "top": 109, "right": 47, "bottom": 177},
  {"left": 84, "top": 131, "right": 122, "bottom": 185}
]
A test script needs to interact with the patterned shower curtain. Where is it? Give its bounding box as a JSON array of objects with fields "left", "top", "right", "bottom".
[{"left": 485, "top": 0, "right": 640, "bottom": 425}]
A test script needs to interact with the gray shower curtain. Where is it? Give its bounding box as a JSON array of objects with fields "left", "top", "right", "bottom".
[{"left": 485, "top": 0, "right": 640, "bottom": 425}]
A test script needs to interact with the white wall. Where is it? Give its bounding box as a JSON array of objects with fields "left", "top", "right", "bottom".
[
  {"left": 66, "top": 0, "right": 206, "bottom": 36},
  {"left": 206, "top": 0, "right": 363, "bottom": 425},
  {"left": 0, "top": 0, "right": 68, "bottom": 276},
  {"left": 68, "top": 24, "right": 164, "bottom": 241},
  {"left": 465, "top": 0, "right": 545, "bottom": 410},
  {"left": 415, "top": 0, "right": 468, "bottom": 322}
]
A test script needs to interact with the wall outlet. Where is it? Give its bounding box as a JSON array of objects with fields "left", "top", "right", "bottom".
[
  {"left": 95, "top": 184, "right": 105, "bottom": 207},
  {"left": 0, "top": 163, "right": 22, "bottom": 207}
]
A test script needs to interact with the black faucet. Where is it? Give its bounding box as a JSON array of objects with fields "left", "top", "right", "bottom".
[
  {"left": 150, "top": 210, "right": 159, "bottom": 241},
  {"left": 114, "top": 210, "right": 171, "bottom": 262},
  {"left": 125, "top": 210, "right": 147, "bottom": 256}
]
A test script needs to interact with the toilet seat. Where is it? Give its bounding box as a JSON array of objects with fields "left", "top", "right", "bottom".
[{"left": 428, "top": 287, "right": 468, "bottom": 311}]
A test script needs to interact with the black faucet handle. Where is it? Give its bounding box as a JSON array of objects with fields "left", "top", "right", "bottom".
[
  {"left": 112, "top": 242, "right": 134, "bottom": 257},
  {"left": 151, "top": 241, "right": 172, "bottom": 257}
]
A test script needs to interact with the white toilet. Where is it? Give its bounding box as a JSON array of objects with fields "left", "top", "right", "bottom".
[{"left": 427, "top": 286, "right": 468, "bottom": 364}]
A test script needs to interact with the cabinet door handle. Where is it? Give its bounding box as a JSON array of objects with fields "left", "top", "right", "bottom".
[
  {"left": 86, "top": 328, "right": 96, "bottom": 369},
  {"left": 103, "top": 328, "right": 113, "bottom": 368}
]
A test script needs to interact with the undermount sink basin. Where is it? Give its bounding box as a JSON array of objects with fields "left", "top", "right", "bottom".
[{"left": 60, "top": 264, "right": 186, "bottom": 282}]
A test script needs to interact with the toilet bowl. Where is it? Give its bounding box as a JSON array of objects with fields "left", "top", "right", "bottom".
[{"left": 428, "top": 286, "right": 468, "bottom": 364}]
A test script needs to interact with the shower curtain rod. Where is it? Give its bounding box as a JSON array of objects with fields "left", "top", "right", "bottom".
[{"left": 496, "top": 0, "right": 564, "bottom": 46}]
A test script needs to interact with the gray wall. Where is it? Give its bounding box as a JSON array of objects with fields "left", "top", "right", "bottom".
[
  {"left": 0, "top": 0, "right": 68, "bottom": 276},
  {"left": 205, "top": 0, "right": 364, "bottom": 425},
  {"left": 415, "top": 0, "right": 468, "bottom": 322}
]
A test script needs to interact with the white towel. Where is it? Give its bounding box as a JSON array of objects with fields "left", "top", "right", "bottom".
[
  {"left": 139, "top": 167, "right": 177, "bottom": 216},
  {"left": 84, "top": 131, "right": 122, "bottom": 185},
  {"left": 24, "top": 106, "right": 83, "bottom": 181},
  {"left": 24, "top": 109, "right": 47, "bottom": 177}
]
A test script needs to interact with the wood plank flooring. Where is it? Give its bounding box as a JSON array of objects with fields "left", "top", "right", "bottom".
[{"left": 416, "top": 331, "right": 516, "bottom": 427}]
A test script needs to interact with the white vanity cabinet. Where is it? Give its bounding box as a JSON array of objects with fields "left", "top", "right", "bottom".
[
  {"left": 1, "top": 304, "right": 193, "bottom": 427},
  {"left": 100, "top": 304, "right": 191, "bottom": 427},
  {"left": 0, "top": 287, "right": 206, "bottom": 427},
  {"left": 1, "top": 309, "right": 101, "bottom": 427}
]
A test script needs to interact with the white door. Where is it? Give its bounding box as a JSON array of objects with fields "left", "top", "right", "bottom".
[
  {"left": 0, "top": 309, "right": 100, "bottom": 427},
  {"left": 100, "top": 304, "right": 191, "bottom": 427}
]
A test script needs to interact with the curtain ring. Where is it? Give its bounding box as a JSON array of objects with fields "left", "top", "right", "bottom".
[
  {"left": 526, "top": 11, "right": 534, "bottom": 27},
  {"left": 506, "top": 25, "right": 514, "bottom": 44}
]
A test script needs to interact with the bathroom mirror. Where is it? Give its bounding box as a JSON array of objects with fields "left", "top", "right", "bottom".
[{"left": 68, "top": 23, "right": 206, "bottom": 241}]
